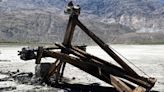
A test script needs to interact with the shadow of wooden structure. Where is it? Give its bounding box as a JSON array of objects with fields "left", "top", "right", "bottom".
[{"left": 18, "top": 1, "right": 157, "bottom": 92}]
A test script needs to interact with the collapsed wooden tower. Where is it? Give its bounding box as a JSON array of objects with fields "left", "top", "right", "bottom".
[{"left": 18, "top": 2, "right": 156, "bottom": 92}]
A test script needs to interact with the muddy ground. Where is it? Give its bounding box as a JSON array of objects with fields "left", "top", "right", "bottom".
[{"left": 0, "top": 45, "right": 164, "bottom": 92}]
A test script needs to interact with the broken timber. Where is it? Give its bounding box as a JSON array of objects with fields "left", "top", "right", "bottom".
[{"left": 18, "top": 1, "right": 156, "bottom": 92}]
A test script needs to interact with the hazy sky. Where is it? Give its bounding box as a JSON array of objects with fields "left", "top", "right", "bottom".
[{"left": 160, "top": 0, "right": 164, "bottom": 2}]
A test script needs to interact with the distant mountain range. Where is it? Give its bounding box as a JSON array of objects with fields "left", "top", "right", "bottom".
[{"left": 0, "top": 0, "right": 164, "bottom": 44}]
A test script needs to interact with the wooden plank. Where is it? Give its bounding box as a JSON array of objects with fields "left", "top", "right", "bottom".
[
  {"left": 110, "top": 75, "right": 133, "bottom": 92},
  {"left": 133, "top": 86, "right": 145, "bottom": 92},
  {"left": 47, "top": 59, "right": 60, "bottom": 76},
  {"left": 55, "top": 43, "right": 86, "bottom": 59},
  {"left": 44, "top": 46, "right": 60, "bottom": 50},
  {"left": 55, "top": 62, "right": 63, "bottom": 83},
  {"left": 59, "top": 61, "right": 66, "bottom": 81},
  {"left": 43, "top": 60, "right": 62, "bottom": 84}
]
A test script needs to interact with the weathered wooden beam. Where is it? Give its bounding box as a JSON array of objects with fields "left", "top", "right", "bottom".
[
  {"left": 44, "top": 51, "right": 111, "bottom": 84},
  {"left": 54, "top": 43, "right": 155, "bottom": 89},
  {"left": 44, "top": 46, "right": 60, "bottom": 50},
  {"left": 110, "top": 75, "right": 133, "bottom": 92},
  {"left": 59, "top": 61, "right": 66, "bottom": 81},
  {"left": 19, "top": 44, "right": 154, "bottom": 90},
  {"left": 43, "top": 60, "right": 62, "bottom": 84},
  {"left": 47, "top": 59, "right": 60, "bottom": 76},
  {"left": 133, "top": 86, "right": 145, "bottom": 92},
  {"left": 75, "top": 17, "right": 139, "bottom": 77},
  {"left": 55, "top": 43, "right": 86, "bottom": 58},
  {"left": 71, "top": 46, "right": 125, "bottom": 72},
  {"left": 62, "top": 14, "right": 77, "bottom": 47},
  {"left": 79, "top": 58, "right": 152, "bottom": 89},
  {"left": 43, "top": 51, "right": 152, "bottom": 89}
]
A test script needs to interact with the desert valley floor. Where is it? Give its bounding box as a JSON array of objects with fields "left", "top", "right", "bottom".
[{"left": 0, "top": 45, "right": 164, "bottom": 92}]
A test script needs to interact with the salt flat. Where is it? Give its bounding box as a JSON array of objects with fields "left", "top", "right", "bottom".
[{"left": 0, "top": 45, "right": 163, "bottom": 91}]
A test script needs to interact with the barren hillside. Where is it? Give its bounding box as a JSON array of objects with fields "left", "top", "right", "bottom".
[{"left": 0, "top": 0, "right": 164, "bottom": 44}]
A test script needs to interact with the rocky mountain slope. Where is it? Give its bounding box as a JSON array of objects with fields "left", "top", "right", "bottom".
[{"left": 0, "top": 0, "right": 164, "bottom": 44}]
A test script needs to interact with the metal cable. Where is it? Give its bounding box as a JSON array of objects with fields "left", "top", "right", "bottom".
[{"left": 109, "top": 45, "right": 150, "bottom": 77}]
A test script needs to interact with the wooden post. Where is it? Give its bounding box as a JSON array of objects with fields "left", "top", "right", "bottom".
[
  {"left": 62, "top": 14, "right": 77, "bottom": 47},
  {"left": 35, "top": 46, "right": 44, "bottom": 64},
  {"left": 60, "top": 12, "right": 79, "bottom": 81}
]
